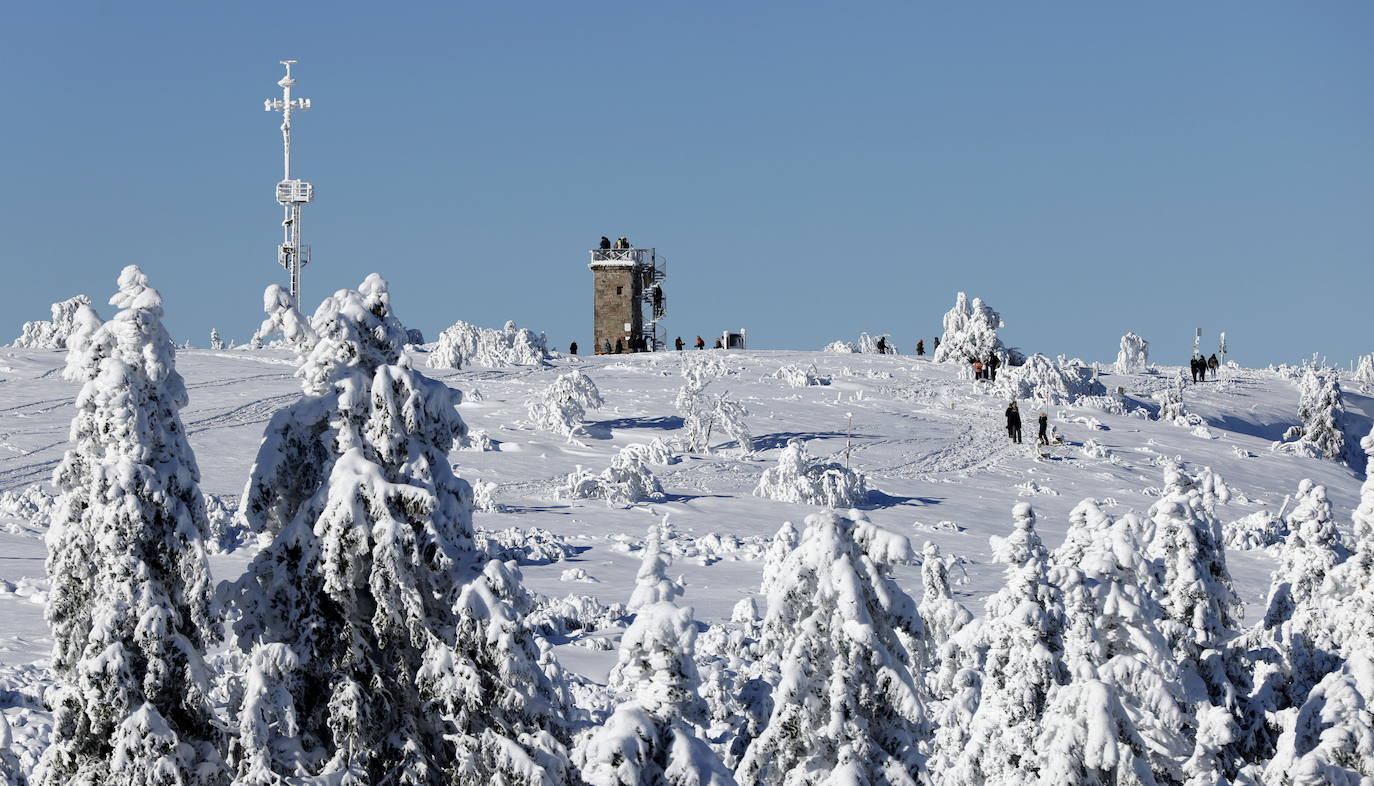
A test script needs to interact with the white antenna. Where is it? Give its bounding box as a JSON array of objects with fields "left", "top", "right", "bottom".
[{"left": 264, "top": 60, "right": 314, "bottom": 308}]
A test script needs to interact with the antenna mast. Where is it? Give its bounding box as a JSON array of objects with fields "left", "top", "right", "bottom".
[{"left": 263, "top": 60, "right": 314, "bottom": 307}]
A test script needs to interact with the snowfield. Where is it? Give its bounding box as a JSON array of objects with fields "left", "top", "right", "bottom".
[{"left": 2, "top": 326, "right": 1372, "bottom": 783}]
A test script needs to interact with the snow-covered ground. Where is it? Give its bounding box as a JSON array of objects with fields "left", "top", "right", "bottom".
[{"left": 1, "top": 342, "right": 1370, "bottom": 779}]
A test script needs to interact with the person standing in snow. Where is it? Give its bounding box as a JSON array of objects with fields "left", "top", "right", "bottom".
[
  {"left": 602, "top": 339, "right": 612, "bottom": 355},
  {"left": 599, "top": 236, "right": 612, "bottom": 250},
  {"left": 1189, "top": 356, "right": 1199, "bottom": 383},
  {"left": 876, "top": 336, "right": 887, "bottom": 354},
  {"left": 934, "top": 336, "right": 940, "bottom": 352},
  {"left": 675, "top": 336, "right": 684, "bottom": 351},
  {"left": 569, "top": 341, "right": 578, "bottom": 355},
  {"left": 614, "top": 338, "right": 623, "bottom": 354},
  {"left": 987, "top": 353, "right": 1000, "bottom": 381},
  {"left": 973, "top": 359, "right": 984, "bottom": 380},
  {"left": 713, "top": 337, "right": 723, "bottom": 349},
  {"left": 1006, "top": 401, "right": 1023, "bottom": 443},
  {"left": 916, "top": 339, "right": 924, "bottom": 356},
  {"left": 1038, "top": 412, "right": 1049, "bottom": 445},
  {"left": 1207, "top": 353, "right": 1219, "bottom": 379},
  {"left": 695, "top": 336, "right": 705, "bottom": 350}
]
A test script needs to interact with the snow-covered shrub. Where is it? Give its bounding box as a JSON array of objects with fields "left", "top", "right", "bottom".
[
  {"left": 771, "top": 363, "right": 830, "bottom": 387},
  {"left": 675, "top": 360, "right": 751, "bottom": 455},
  {"left": 1080, "top": 438, "right": 1111, "bottom": 460},
  {"left": 250, "top": 283, "right": 316, "bottom": 350},
  {"left": 561, "top": 446, "right": 666, "bottom": 508},
  {"left": 39, "top": 266, "right": 222, "bottom": 785},
  {"left": 576, "top": 534, "right": 730, "bottom": 785},
  {"left": 739, "top": 509, "right": 929, "bottom": 782},
  {"left": 1224, "top": 510, "right": 1287, "bottom": 550},
  {"left": 1273, "top": 367, "right": 1350, "bottom": 463},
  {"left": 404, "top": 327, "right": 424, "bottom": 345},
  {"left": 997, "top": 353, "right": 1107, "bottom": 404},
  {"left": 0, "top": 484, "right": 56, "bottom": 536},
  {"left": 526, "top": 593, "right": 627, "bottom": 639},
  {"left": 223, "top": 273, "right": 571, "bottom": 783},
  {"left": 12, "top": 295, "right": 92, "bottom": 350},
  {"left": 932, "top": 291, "right": 1008, "bottom": 365},
  {"left": 753, "top": 439, "right": 868, "bottom": 508},
  {"left": 428, "top": 319, "right": 548, "bottom": 369},
  {"left": 822, "top": 340, "right": 856, "bottom": 353},
  {"left": 618, "top": 438, "right": 678, "bottom": 466},
  {"left": 1115, "top": 331, "right": 1150, "bottom": 372},
  {"left": 472, "top": 478, "right": 501, "bottom": 512},
  {"left": 479, "top": 525, "right": 575, "bottom": 564},
  {"left": 527, "top": 368, "right": 603, "bottom": 440},
  {"left": 204, "top": 493, "right": 248, "bottom": 554}
]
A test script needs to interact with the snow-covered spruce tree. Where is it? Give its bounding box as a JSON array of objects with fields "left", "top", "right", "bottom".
[
  {"left": 917, "top": 541, "right": 971, "bottom": 672},
  {"left": 427, "top": 319, "right": 548, "bottom": 369},
  {"left": 932, "top": 292, "right": 1005, "bottom": 365},
  {"left": 938, "top": 504, "right": 1069, "bottom": 785},
  {"left": 1, "top": 711, "right": 25, "bottom": 786},
  {"left": 576, "top": 517, "right": 733, "bottom": 785},
  {"left": 12, "top": 294, "right": 92, "bottom": 349},
  {"left": 1355, "top": 354, "right": 1374, "bottom": 387},
  {"left": 757, "top": 520, "right": 800, "bottom": 600},
  {"left": 1307, "top": 426, "right": 1374, "bottom": 682},
  {"left": 752, "top": 438, "right": 868, "bottom": 508},
  {"left": 1264, "top": 653, "right": 1374, "bottom": 786},
  {"left": 527, "top": 368, "right": 603, "bottom": 441},
  {"left": 249, "top": 283, "right": 316, "bottom": 350},
  {"left": 38, "top": 265, "right": 222, "bottom": 786},
  {"left": 209, "top": 328, "right": 225, "bottom": 351},
  {"left": 224, "top": 274, "right": 570, "bottom": 784},
  {"left": 1042, "top": 511, "right": 1194, "bottom": 785},
  {"left": 675, "top": 361, "right": 751, "bottom": 455},
  {"left": 737, "top": 509, "right": 931, "bottom": 785},
  {"left": 1116, "top": 331, "right": 1150, "bottom": 373},
  {"left": 1274, "top": 367, "right": 1349, "bottom": 462}
]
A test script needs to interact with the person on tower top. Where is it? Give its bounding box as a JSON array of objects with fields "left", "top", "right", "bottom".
[{"left": 599, "top": 236, "right": 611, "bottom": 250}]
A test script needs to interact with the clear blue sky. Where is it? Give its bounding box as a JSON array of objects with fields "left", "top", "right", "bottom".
[{"left": 1, "top": 2, "right": 1369, "bottom": 367}]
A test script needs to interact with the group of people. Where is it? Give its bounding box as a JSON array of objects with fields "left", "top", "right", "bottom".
[
  {"left": 1005, "top": 401, "right": 1051, "bottom": 446},
  {"left": 1190, "top": 353, "right": 1220, "bottom": 383},
  {"left": 914, "top": 337, "right": 940, "bottom": 356},
  {"left": 597, "top": 236, "right": 633, "bottom": 250},
  {"left": 971, "top": 353, "right": 1001, "bottom": 381},
  {"left": 574, "top": 334, "right": 717, "bottom": 355}
]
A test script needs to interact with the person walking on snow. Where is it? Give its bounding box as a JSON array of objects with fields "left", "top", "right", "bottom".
[
  {"left": 1006, "top": 401, "right": 1023, "bottom": 443},
  {"left": 1189, "top": 356, "right": 1199, "bottom": 384},
  {"left": 876, "top": 336, "right": 887, "bottom": 354},
  {"left": 675, "top": 336, "right": 684, "bottom": 351},
  {"left": 602, "top": 339, "right": 611, "bottom": 355},
  {"left": 569, "top": 341, "right": 578, "bottom": 355},
  {"left": 1038, "top": 412, "right": 1049, "bottom": 445},
  {"left": 1207, "top": 353, "right": 1219, "bottom": 379}
]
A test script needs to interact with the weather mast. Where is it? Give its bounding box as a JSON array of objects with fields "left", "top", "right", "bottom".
[{"left": 263, "top": 60, "right": 314, "bottom": 307}]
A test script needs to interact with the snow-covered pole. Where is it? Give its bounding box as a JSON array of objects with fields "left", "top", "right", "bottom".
[
  {"left": 264, "top": 60, "right": 314, "bottom": 309},
  {"left": 845, "top": 411, "right": 853, "bottom": 469},
  {"left": 1219, "top": 331, "right": 1227, "bottom": 365}
]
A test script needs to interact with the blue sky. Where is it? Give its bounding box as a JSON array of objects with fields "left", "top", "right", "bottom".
[{"left": 1, "top": 2, "right": 1369, "bottom": 366}]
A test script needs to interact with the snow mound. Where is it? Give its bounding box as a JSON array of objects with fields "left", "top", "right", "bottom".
[
  {"left": 428, "top": 319, "right": 548, "bottom": 369},
  {"left": 772, "top": 363, "right": 831, "bottom": 387},
  {"left": 754, "top": 439, "right": 869, "bottom": 508}
]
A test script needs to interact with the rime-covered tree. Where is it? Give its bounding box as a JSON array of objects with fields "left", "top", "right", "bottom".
[
  {"left": 753, "top": 439, "right": 867, "bottom": 508},
  {"left": 939, "top": 504, "right": 1068, "bottom": 785},
  {"left": 428, "top": 319, "right": 547, "bottom": 369},
  {"left": 12, "top": 294, "right": 92, "bottom": 349},
  {"left": 1, "top": 712, "right": 25, "bottom": 786},
  {"left": 1265, "top": 653, "right": 1374, "bottom": 786},
  {"left": 209, "top": 328, "right": 225, "bottom": 350},
  {"left": 1115, "top": 332, "right": 1150, "bottom": 372},
  {"left": 224, "top": 274, "right": 569, "bottom": 784},
  {"left": 249, "top": 283, "right": 315, "bottom": 349},
  {"left": 918, "top": 541, "right": 971, "bottom": 664},
  {"left": 932, "top": 291, "right": 1006, "bottom": 364},
  {"left": 675, "top": 361, "right": 751, "bottom": 455},
  {"left": 576, "top": 519, "right": 732, "bottom": 786},
  {"left": 38, "top": 266, "right": 222, "bottom": 786},
  {"left": 757, "top": 520, "right": 799, "bottom": 600},
  {"left": 627, "top": 517, "right": 684, "bottom": 613},
  {"left": 737, "top": 510, "right": 931, "bottom": 785},
  {"left": 528, "top": 368, "right": 603, "bottom": 440}
]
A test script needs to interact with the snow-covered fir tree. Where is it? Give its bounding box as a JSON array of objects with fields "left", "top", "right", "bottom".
[
  {"left": 932, "top": 292, "right": 1006, "bottom": 365},
  {"left": 1275, "top": 368, "right": 1349, "bottom": 462},
  {"left": 917, "top": 541, "right": 971, "bottom": 675},
  {"left": 528, "top": 368, "right": 603, "bottom": 440},
  {"left": 1116, "top": 331, "right": 1150, "bottom": 372},
  {"left": 38, "top": 266, "right": 222, "bottom": 786},
  {"left": 0, "top": 712, "right": 25, "bottom": 786},
  {"left": 576, "top": 518, "right": 732, "bottom": 785},
  {"left": 752, "top": 438, "right": 867, "bottom": 508},
  {"left": 936, "top": 504, "right": 1069, "bottom": 785},
  {"left": 249, "top": 283, "right": 316, "bottom": 350},
  {"left": 209, "top": 328, "right": 225, "bottom": 350},
  {"left": 224, "top": 274, "right": 570, "bottom": 784},
  {"left": 737, "top": 509, "right": 931, "bottom": 785},
  {"left": 12, "top": 294, "right": 92, "bottom": 349},
  {"left": 1264, "top": 653, "right": 1374, "bottom": 786},
  {"left": 1354, "top": 354, "right": 1374, "bottom": 387},
  {"left": 757, "top": 520, "right": 799, "bottom": 600}
]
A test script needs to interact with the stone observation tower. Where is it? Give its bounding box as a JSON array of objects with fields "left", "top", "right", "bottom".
[{"left": 589, "top": 246, "right": 667, "bottom": 353}]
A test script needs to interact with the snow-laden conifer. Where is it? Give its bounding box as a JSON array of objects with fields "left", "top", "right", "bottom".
[
  {"left": 209, "top": 328, "right": 225, "bottom": 351},
  {"left": 626, "top": 517, "right": 683, "bottom": 613},
  {"left": 12, "top": 294, "right": 92, "bottom": 349},
  {"left": 1354, "top": 354, "right": 1374, "bottom": 387},
  {"left": 576, "top": 523, "right": 732, "bottom": 785},
  {"left": 249, "top": 283, "right": 316, "bottom": 350},
  {"left": 1265, "top": 653, "right": 1374, "bottom": 786},
  {"left": 1274, "top": 368, "right": 1349, "bottom": 462},
  {"left": 757, "top": 520, "right": 799, "bottom": 600},
  {"left": 1116, "top": 332, "right": 1150, "bottom": 373},
  {"left": 752, "top": 438, "right": 867, "bottom": 508},
  {"left": 528, "top": 369, "right": 603, "bottom": 440},
  {"left": 932, "top": 292, "right": 1006, "bottom": 365},
  {"left": 1309, "top": 426, "right": 1374, "bottom": 675},
  {"left": 38, "top": 266, "right": 221, "bottom": 786},
  {"left": 428, "top": 319, "right": 548, "bottom": 369},
  {"left": 938, "top": 504, "right": 1069, "bottom": 785},
  {"left": 918, "top": 541, "right": 971, "bottom": 671},
  {"left": 225, "top": 274, "right": 569, "bottom": 783},
  {"left": 737, "top": 509, "right": 930, "bottom": 785},
  {"left": 0, "top": 712, "right": 25, "bottom": 786},
  {"left": 675, "top": 361, "right": 751, "bottom": 455}
]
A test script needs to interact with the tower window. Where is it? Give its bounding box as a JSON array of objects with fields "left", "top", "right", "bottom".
[{"left": 616, "top": 286, "right": 623, "bottom": 295}]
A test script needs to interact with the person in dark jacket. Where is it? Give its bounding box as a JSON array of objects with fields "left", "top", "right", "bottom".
[
  {"left": 934, "top": 336, "right": 940, "bottom": 352},
  {"left": 598, "top": 236, "right": 611, "bottom": 250},
  {"left": 916, "top": 339, "right": 924, "bottom": 356},
  {"left": 876, "top": 336, "right": 887, "bottom": 354},
  {"left": 695, "top": 336, "right": 705, "bottom": 350},
  {"left": 569, "top": 341, "right": 578, "bottom": 355},
  {"left": 1207, "top": 354, "right": 1219, "bottom": 379},
  {"left": 987, "top": 353, "right": 1000, "bottom": 381},
  {"left": 675, "top": 336, "right": 684, "bottom": 351},
  {"left": 1189, "top": 356, "right": 1199, "bottom": 383},
  {"left": 713, "top": 337, "right": 723, "bottom": 349},
  {"left": 1038, "top": 412, "right": 1049, "bottom": 445},
  {"left": 614, "top": 338, "right": 623, "bottom": 354},
  {"left": 602, "top": 339, "right": 611, "bottom": 355},
  {"left": 1006, "top": 401, "right": 1023, "bottom": 443}
]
